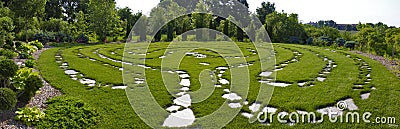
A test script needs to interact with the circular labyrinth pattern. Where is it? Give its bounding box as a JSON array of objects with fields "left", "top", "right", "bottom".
[{"left": 45, "top": 43, "right": 392, "bottom": 128}]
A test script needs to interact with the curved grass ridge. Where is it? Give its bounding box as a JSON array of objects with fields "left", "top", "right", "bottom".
[{"left": 38, "top": 43, "right": 400, "bottom": 128}]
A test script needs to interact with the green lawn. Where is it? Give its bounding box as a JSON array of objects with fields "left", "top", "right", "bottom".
[{"left": 37, "top": 42, "right": 400, "bottom": 128}]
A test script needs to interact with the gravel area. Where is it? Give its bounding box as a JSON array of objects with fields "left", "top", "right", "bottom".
[
  {"left": 353, "top": 51, "right": 400, "bottom": 76},
  {"left": 1, "top": 48, "right": 62, "bottom": 129}
]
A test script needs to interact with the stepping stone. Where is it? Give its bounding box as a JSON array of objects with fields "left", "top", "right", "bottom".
[
  {"left": 112, "top": 86, "right": 127, "bottom": 89},
  {"left": 228, "top": 103, "right": 242, "bottom": 108},
  {"left": 222, "top": 93, "right": 242, "bottom": 101},
  {"left": 361, "top": 93, "right": 371, "bottom": 100},
  {"left": 241, "top": 112, "right": 253, "bottom": 118},
  {"left": 179, "top": 74, "right": 190, "bottom": 78},
  {"left": 262, "top": 107, "right": 278, "bottom": 113},
  {"left": 166, "top": 105, "right": 181, "bottom": 112},
  {"left": 219, "top": 79, "right": 230, "bottom": 85},
  {"left": 162, "top": 109, "right": 195, "bottom": 127},
  {"left": 180, "top": 79, "right": 190, "bottom": 87},
  {"left": 259, "top": 71, "right": 272, "bottom": 77},
  {"left": 249, "top": 103, "right": 261, "bottom": 112},
  {"left": 173, "top": 94, "right": 191, "bottom": 108}
]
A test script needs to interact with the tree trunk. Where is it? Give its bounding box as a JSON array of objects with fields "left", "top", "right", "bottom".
[{"left": 25, "top": 19, "right": 28, "bottom": 42}]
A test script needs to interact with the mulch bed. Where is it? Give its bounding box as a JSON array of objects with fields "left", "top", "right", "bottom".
[{"left": 1, "top": 48, "right": 62, "bottom": 129}]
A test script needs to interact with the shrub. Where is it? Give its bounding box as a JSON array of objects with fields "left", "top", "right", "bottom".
[
  {"left": 37, "top": 97, "right": 100, "bottom": 128},
  {"left": 76, "top": 34, "right": 89, "bottom": 43},
  {"left": 15, "top": 107, "right": 45, "bottom": 126},
  {"left": 25, "top": 59, "right": 35, "bottom": 68},
  {"left": 0, "top": 88, "right": 17, "bottom": 111},
  {"left": 33, "top": 32, "right": 53, "bottom": 44},
  {"left": 0, "top": 59, "right": 18, "bottom": 87},
  {"left": 54, "top": 32, "right": 72, "bottom": 43},
  {"left": 28, "top": 40, "right": 44, "bottom": 50},
  {"left": 17, "top": 43, "right": 37, "bottom": 59},
  {"left": 18, "top": 74, "right": 43, "bottom": 102},
  {"left": 0, "top": 49, "right": 17, "bottom": 59},
  {"left": 16, "top": 29, "right": 37, "bottom": 41}
]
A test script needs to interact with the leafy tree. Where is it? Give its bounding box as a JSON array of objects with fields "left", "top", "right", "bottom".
[
  {"left": 192, "top": 0, "right": 211, "bottom": 41},
  {"left": 87, "top": 0, "right": 121, "bottom": 42},
  {"left": 45, "top": 0, "right": 63, "bottom": 20},
  {"left": 61, "top": 0, "right": 89, "bottom": 23},
  {"left": 41, "top": 18, "right": 69, "bottom": 32},
  {"left": 0, "top": 16, "right": 14, "bottom": 46},
  {"left": 117, "top": 7, "right": 140, "bottom": 39},
  {"left": 10, "top": 0, "right": 46, "bottom": 41},
  {"left": 265, "top": 12, "right": 306, "bottom": 43},
  {"left": 385, "top": 28, "right": 400, "bottom": 58},
  {"left": 256, "top": 1, "right": 275, "bottom": 25},
  {"left": 148, "top": 6, "right": 165, "bottom": 42},
  {"left": 0, "top": 2, "right": 13, "bottom": 17}
]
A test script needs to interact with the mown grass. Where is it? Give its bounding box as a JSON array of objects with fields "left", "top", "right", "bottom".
[{"left": 37, "top": 43, "right": 400, "bottom": 128}]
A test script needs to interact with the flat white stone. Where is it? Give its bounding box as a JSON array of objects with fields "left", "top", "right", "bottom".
[
  {"left": 166, "top": 105, "right": 181, "bottom": 112},
  {"left": 162, "top": 109, "right": 195, "bottom": 127},
  {"left": 216, "top": 67, "right": 228, "bottom": 70},
  {"left": 175, "top": 71, "right": 186, "bottom": 74},
  {"left": 371, "top": 87, "right": 377, "bottom": 90},
  {"left": 223, "top": 89, "right": 230, "bottom": 93},
  {"left": 195, "top": 54, "right": 207, "bottom": 58},
  {"left": 298, "top": 82, "right": 306, "bottom": 86},
  {"left": 62, "top": 63, "right": 68, "bottom": 66},
  {"left": 180, "top": 79, "right": 190, "bottom": 87},
  {"left": 180, "top": 87, "right": 190, "bottom": 91},
  {"left": 259, "top": 71, "right": 272, "bottom": 77},
  {"left": 111, "top": 86, "right": 127, "bottom": 89},
  {"left": 262, "top": 107, "right": 278, "bottom": 113},
  {"left": 219, "top": 79, "right": 229, "bottom": 85},
  {"left": 185, "top": 52, "right": 197, "bottom": 56},
  {"left": 179, "top": 74, "right": 190, "bottom": 78},
  {"left": 79, "top": 78, "right": 96, "bottom": 85},
  {"left": 173, "top": 94, "right": 191, "bottom": 108},
  {"left": 228, "top": 103, "right": 242, "bottom": 108},
  {"left": 366, "top": 74, "right": 371, "bottom": 78},
  {"left": 134, "top": 80, "right": 144, "bottom": 84},
  {"left": 361, "top": 93, "right": 370, "bottom": 100},
  {"left": 199, "top": 62, "right": 210, "bottom": 66},
  {"left": 261, "top": 82, "right": 291, "bottom": 87},
  {"left": 274, "top": 68, "right": 283, "bottom": 71},
  {"left": 241, "top": 112, "right": 253, "bottom": 118},
  {"left": 249, "top": 103, "right": 261, "bottom": 112},
  {"left": 214, "top": 85, "right": 222, "bottom": 88},
  {"left": 176, "top": 92, "right": 186, "bottom": 96},
  {"left": 222, "top": 93, "right": 242, "bottom": 101},
  {"left": 159, "top": 56, "right": 166, "bottom": 58},
  {"left": 217, "top": 74, "right": 223, "bottom": 78},
  {"left": 317, "top": 77, "right": 326, "bottom": 82},
  {"left": 344, "top": 98, "right": 359, "bottom": 110},
  {"left": 65, "top": 70, "right": 78, "bottom": 75}
]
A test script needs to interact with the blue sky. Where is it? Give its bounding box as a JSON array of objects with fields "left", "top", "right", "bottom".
[{"left": 116, "top": 0, "right": 400, "bottom": 27}]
